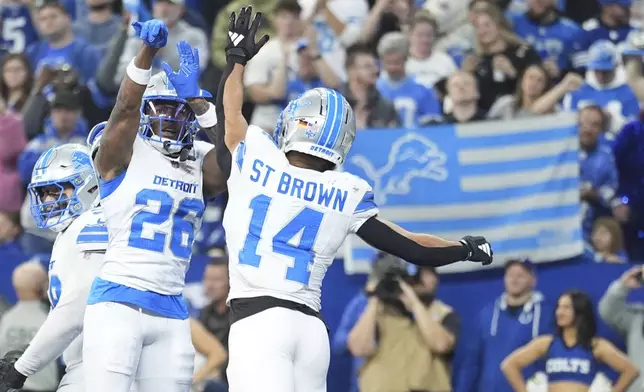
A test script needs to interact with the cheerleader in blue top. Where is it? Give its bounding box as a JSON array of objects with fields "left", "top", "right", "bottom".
[{"left": 501, "top": 290, "right": 638, "bottom": 392}]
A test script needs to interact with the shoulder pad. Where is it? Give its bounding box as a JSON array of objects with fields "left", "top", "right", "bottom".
[{"left": 74, "top": 207, "right": 108, "bottom": 253}]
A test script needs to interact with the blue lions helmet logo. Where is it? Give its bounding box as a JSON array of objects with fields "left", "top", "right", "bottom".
[{"left": 71, "top": 150, "right": 91, "bottom": 170}]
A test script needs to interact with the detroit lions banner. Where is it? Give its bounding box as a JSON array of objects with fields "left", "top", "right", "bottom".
[{"left": 343, "top": 113, "right": 583, "bottom": 274}]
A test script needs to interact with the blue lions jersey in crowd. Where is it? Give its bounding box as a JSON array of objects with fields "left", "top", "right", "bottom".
[
  {"left": 0, "top": 4, "right": 39, "bottom": 54},
  {"left": 285, "top": 75, "right": 326, "bottom": 107},
  {"left": 376, "top": 76, "right": 442, "bottom": 128},
  {"left": 575, "top": 19, "right": 638, "bottom": 67},
  {"left": 510, "top": 13, "right": 582, "bottom": 71}
]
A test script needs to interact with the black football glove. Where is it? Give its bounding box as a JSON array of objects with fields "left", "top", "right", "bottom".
[
  {"left": 460, "top": 236, "right": 493, "bottom": 265},
  {"left": 0, "top": 350, "right": 27, "bottom": 392},
  {"left": 226, "top": 6, "right": 270, "bottom": 66}
]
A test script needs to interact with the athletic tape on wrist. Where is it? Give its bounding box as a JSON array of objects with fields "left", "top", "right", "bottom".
[
  {"left": 126, "top": 58, "right": 152, "bottom": 86},
  {"left": 196, "top": 103, "right": 217, "bottom": 128}
]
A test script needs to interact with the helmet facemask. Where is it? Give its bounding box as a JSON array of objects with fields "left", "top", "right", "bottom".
[{"left": 139, "top": 99, "right": 198, "bottom": 158}]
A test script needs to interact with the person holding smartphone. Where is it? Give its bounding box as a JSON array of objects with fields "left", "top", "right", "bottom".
[{"left": 598, "top": 266, "right": 644, "bottom": 392}]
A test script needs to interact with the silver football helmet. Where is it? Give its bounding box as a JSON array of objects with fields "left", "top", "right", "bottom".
[
  {"left": 27, "top": 144, "right": 98, "bottom": 232},
  {"left": 274, "top": 88, "right": 356, "bottom": 165}
]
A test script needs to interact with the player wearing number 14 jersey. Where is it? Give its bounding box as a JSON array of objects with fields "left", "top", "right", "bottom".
[
  {"left": 83, "top": 19, "right": 225, "bottom": 392},
  {"left": 210, "top": 7, "right": 494, "bottom": 392}
]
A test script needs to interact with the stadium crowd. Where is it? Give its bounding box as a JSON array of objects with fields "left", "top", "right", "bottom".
[{"left": 3, "top": 0, "right": 644, "bottom": 391}]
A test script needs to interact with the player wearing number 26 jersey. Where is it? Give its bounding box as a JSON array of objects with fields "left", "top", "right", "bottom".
[
  {"left": 83, "top": 20, "right": 226, "bottom": 392},
  {"left": 0, "top": 143, "right": 105, "bottom": 392},
  {"left": 211, "top": 7, "right": 494, "bottom": 392}
]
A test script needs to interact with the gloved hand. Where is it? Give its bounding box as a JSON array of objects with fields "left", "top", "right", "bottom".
[
  {"left": 161, "top": 41, "right": 202, "bottom": 99},
  {"left": 225, "top": 6, "right": 270, "bottom": 65},
  {"left": 460, "top": 236, "right": 493, "bottom": 265},
  {"left": 132, "top": 19, "right": 168, "bottom": 49},
  {"left": 0, "top": 350, "right": 26, "bottom": 392}
]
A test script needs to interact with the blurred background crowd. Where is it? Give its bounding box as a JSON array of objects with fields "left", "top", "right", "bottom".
[{"left": 3, "top": 0, "right": 644, "bottom": 391}]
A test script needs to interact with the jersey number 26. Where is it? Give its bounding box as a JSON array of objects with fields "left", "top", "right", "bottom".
[
  {"left": 128, "top": 189, "right": 205, "bottom": 259},
  {"left": 239, "top": 195, "right": 324, "bottom": 285}
]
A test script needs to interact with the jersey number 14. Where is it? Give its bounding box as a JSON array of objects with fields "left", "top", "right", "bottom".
[{"left": 239, "top": 195, "right": 324, "bottom": 285}]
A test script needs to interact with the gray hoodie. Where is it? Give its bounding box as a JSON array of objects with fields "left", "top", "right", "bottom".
[{"left": 598, "top": 281, "right": 644, "bottom": 392}]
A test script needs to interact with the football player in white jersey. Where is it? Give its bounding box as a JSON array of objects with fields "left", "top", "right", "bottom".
[
  {"left": 0, "top": 143, "right": 104, "bottom": 392},
  {"left": 82, "top": 19, "right": 226, "bottom": 392},
  {"left": 201, "top": 7, "right": 494, "bottom": 392}
]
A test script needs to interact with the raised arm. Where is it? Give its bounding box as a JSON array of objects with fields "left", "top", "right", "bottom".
[
  {"left": 94, "top": 20, "right": 168, "bottom": 181},
  {"left": 220, "top": 7, "right": 269, "bottom": 153},
  {"left": 356, "top": 216, "right": 493, "bottom": 268}
]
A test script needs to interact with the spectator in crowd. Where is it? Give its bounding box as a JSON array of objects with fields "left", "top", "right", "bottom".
[
  {"left": 194, "top": 194, "right": 228, "bottom": 256},
  {"left": 564, "top": 40, "right": 640, "bottom": 136},
  {"left": 349, "top": 261, "right": 460, "bottom": 392},
  {"left": 27, "top": 2, "right": 101, "bottom": 85},
  {"left": 423, "top": 0, "right": 473, "bottom": 57},
  {"left": 72, "top": 0, "right": 122, "bottom": 53},
  {"left": 0, "top": 0, "right": 40, "bottom": 55},
  {"left": 0, "top": 262, "right": 59, "bottom": 392},
  {"left": 190, "top": 318, "right": 228, "bottom": 392},
  {"left": 376, "top": 31, "right": 442, "bottom": 128},
  {"left": 287, "top": 27, "right": 342, "bottom": 101},
  {"left": 117, "top": 0, "right": 208, "bottom": 82},
  {"left": 503, "top": 290, "right": 639, "bottom": 392},
  {"left": 333, "top": 252, "right": 400, "bottom": 392},
  {"left": 359, "top": 0, "right": 413, "bottom": 51},
  {"left": 244, "top": 0, "right": 302, "bottom": 132},
  {"left": 405, "top": 11, "right": 458, "bottom": 90},
  {"left": 340, "top": 44, "right": 400, "bottom": 129},
  {"left": 22, "top": 35, "right": 120, "bottom": 140},
  {"left": 0, "top": 54, "right": 33, "bottom": 112},
  {"left": 199, "top": 257, "right": 231, "bottom": 382},
  {"left": 457, "top": 259, "right": 552, "bottom": 392},
  {"left": 0, "top": 102, "right": 27, "bottom": 215},
  {"left": 489, "top": 67, "right": 584, "bottom": 119},
  {"left": 612, "top": 112, "right": 644, "bottom": 260},
  {"left": 588, "top": 217, "right": 628, "bottom": 263},
  {"left": 578, "top": 105, "right": 619, "bottom": 240},
  {"left": 17, "top": 90, "right": 88, "bottom": 186},
  {"left": 300, "top": 0, "right": 370, "bottom": 81},
  {"left": 576, "top": 0, "right": 638, "bottom": 69},
  {"left": 599, "top": 266, "right": 644, "bottom": 392},
  {"left": 0, "top": 212, "right": 22, "bottom": 250},
  {"left": 443, "top": 71, "right": 487, "bottom": 123},
  {"left": 509, "top": 0, "right": 583, "bottom": 78},
  {"left": 463, "top": 4, "right": 541, "bottom": 112}
]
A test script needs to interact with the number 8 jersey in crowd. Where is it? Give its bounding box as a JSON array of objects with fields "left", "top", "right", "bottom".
[
  {"left": 95, "top": 133, "right": 213, "bottom": 298},
  {"left": 224, "top": 125, "right": 378, "bottom": 312}
]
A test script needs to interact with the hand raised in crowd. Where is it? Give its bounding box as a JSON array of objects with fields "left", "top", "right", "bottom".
[
  {"left": 461, "top": 55, "right": 480, "bottom": 73},
  {"left": 560, "top": 72, "right": 584, "bottom": 92},
  {"left": 34, "top": 65, "right": 57, "bottom": 92},
  {"left": 492, "top": 55, "right": 517, "bottom": 78},
  {"left": 613, "top": 203, "right": 630, "bottom": 223},
  {"left": 543, "top": 57, "right": 560, "bottom": 79},
  {"left": 620, "top": 266, "right": 643, "bottom": 289}
]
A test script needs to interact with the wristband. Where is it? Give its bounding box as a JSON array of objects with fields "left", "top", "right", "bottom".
[
  {"left": 126, "top": 58, "right": 152, "bottom": 86},
  {"left": 195, "top": 103, "right": 217, "bottom": 128}
]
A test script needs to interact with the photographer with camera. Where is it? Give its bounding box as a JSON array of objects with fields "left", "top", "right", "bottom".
[
  {"left": 347, "top": 254, "right": 460, "bottom": 392},
  {"left": 598, "top": 266, "right": 644, "bottom": 392}
]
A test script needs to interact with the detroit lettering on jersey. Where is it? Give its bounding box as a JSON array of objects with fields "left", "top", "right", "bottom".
[
  {"left": 250, "top": 159, "right": 348, "bottom": 212},
  {"left": 546, "top": 358, "right": 591, "bottom": 374},
  {"left": 152, "top": 175, "right": 198, "bottom": 194}
]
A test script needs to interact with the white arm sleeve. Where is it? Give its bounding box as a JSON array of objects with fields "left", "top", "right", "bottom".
[{"left": 14, "top": 252, "right": 104, "bottom": 376}]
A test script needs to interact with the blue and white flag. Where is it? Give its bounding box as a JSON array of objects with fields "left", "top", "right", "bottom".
[{"left": 343, "top": 114, "right": 583, "bottom": 274}]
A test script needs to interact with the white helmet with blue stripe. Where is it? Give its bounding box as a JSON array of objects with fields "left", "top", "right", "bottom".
[
  {"left": 274, "top": 88, "right": 356, "bottom": 165},
  {"left": 140, "top": 72, "right": 211, "bottom": 159},
  {"left": 27, "top": 144, "right": 98, "bottom": 232}
]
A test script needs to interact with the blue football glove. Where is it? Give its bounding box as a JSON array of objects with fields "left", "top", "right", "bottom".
[
  {"left": 161, "top": 41, "right": 202, "bottom": 99},
  {"left": 132, "top": 20, "right": 168, "bottom": 49}
]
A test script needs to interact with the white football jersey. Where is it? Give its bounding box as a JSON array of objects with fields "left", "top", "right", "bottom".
[
  {"left": 99, "top": 135, "right": 213, "bottom": 295},
  {"left": 224, "top": 126, "right": 378, "bottom": 311},
  {"left": 47, "top": 206, "right": 107, "bottom": 370}
]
